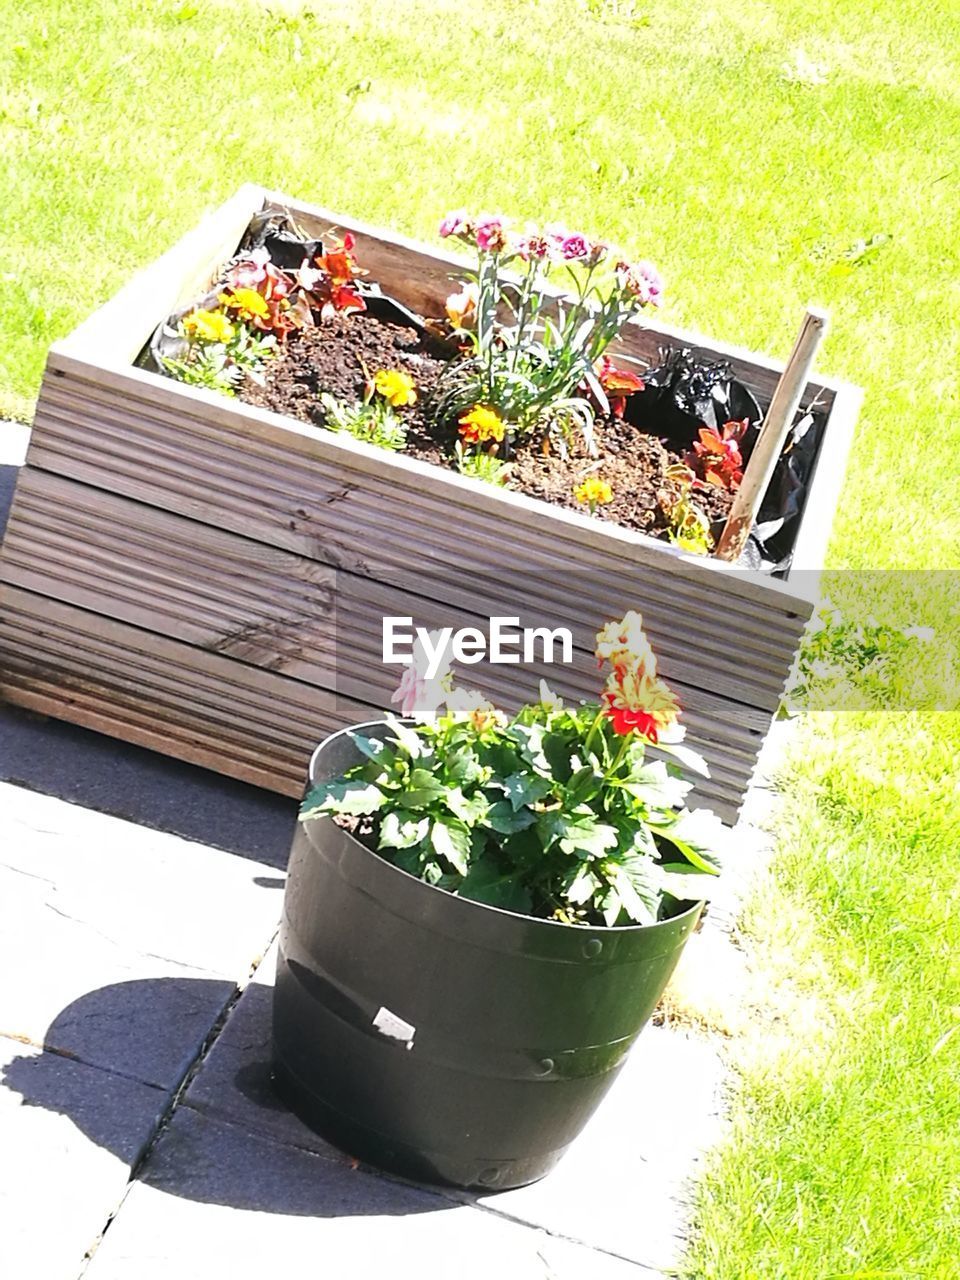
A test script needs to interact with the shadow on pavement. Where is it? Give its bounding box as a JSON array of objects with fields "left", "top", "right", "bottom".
[{"left": 1, "top": 977, "right": 452, "bottom": 1218}]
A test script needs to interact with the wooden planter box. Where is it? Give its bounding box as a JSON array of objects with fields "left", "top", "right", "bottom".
[{"left": 0, "top": 186, "right": 861, "bottom": 821}]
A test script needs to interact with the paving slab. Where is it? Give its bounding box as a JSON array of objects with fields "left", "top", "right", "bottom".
[
  {"left": 0, "top": 1034, "right": 166, "bottom": 1280},
  {"left": 0, "top": 782, "right": 285, "bottom": 1086},
  {"left": 83, "top": 1106, "right": 658, "bottom": 1280},
  {"left": 178, "top": 942, "right": 723, "bottom": 1274}
]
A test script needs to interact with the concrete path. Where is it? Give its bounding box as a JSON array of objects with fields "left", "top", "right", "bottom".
[{"left": 0, "top": 421, "right": 734, "bottom": 1278}]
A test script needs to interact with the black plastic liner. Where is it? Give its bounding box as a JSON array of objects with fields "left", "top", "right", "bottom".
[{"left": 628, "top": 346, "right": 827, "bottom": 571}]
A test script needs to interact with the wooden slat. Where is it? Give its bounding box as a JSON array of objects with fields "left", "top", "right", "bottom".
[{"left": 2, "top": 467, "right": 793, "bottom": 709}]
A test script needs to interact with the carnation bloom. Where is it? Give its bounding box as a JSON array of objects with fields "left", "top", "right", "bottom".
[
  {"left": 219, "top": 287, "right": 270, "bottom": 321},
  {"left": 601, "top": 667, "right": 680, "bottom": 743},
  {"left": 574, "top": 476, "right": 613, "bottom": 509},
  {"left": 616, "top": 259, "right": 664, "bottom": 306},
  {"left": 182, "top": 309, "right": 235, "bottom": 344},
  {"left": 559, "top": 232, "right": 591, "bottom": 261},
  {"left": 373, "top": 369, "right": 417, "bottom": 407},
  {"left": 445, "top": 283, "right": 479, "bottom": 330},
  {"left": 458, "top": 405, "right": 505, "bottom": 445},
  {"left": 474, "top": 213, "right": 510, "bottom": 254},
  {"left": 439, "top": 209, "right": 472, "bottom": 239}
]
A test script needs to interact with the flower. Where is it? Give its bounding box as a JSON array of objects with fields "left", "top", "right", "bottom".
[
  {"left": 601, "top": 666, "right": 680, "bottom": 743},
  {"left": 596, "top": 355, "right": 644, "bottom": 418},
  {"left": 373, "top": 369, "right": 417, "bottom": 408},
  {"left": 516, "top": 230, "right": 550, "bottom": 261},
  {"left": 439, "top": 209, "right": 472, "bottom": 239},
  {"left": 218, "top": 287, "right": 270, "bottom": 321},
  {"left": 615, "top": 259, "right": 664, "bottom": 306},
  {"left": 316, "top": 232, "right": 361, "bottom": 285},
  {"left": 474, "top": 213, "right": 510, "bottom": 254},
  {"left": 182, "top": 309, "right": 235, "bottom": 344},
  {"left": 686, "top": 419, "right": 747, "bottom": 490},
  {"left": 447, "top": 687, "right": 506, "bottom": 733},
  {"left": 458, "top": 405, "right": 505, "bottom": 445},
  {"left": 595, "top": 611, "right": 657, "bottom": 674},
  {"left": 559, "top": 232, "right": 591, "bottom": 261},
  {"left": 445, "top": 282, "right": 479, "bottom": 330},
  {"left": 390, "top": 630, "right": 452, "bottom": 720},
  {"left": 574, "top": 476, "right": 613, "bottom": 510}
]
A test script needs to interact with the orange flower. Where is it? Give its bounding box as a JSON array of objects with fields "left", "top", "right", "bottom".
[
  {"left": 458, "top": 405, "right": 505, "bottom": 445},
  {"left": 445, "top": 283, "right": 479, "bottom": 330}
]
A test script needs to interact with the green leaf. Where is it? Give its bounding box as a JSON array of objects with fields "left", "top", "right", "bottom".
[
  {"left": 445, "top": 786, "right": 490, "bottom": 826},
  {"left": 430, "top": 816, "right": 472, "bottom": 875},
  {"left": 446, "top": 748, "right": 486, "bottom": 787},
  {"left": 300, "top": 779, "right": 385, "bottom": 819},
  {"left": 384, "top": 713, "right": 424, "bottom": 760},
  {"left": 565, "top": 765, "right": 603, "bottom": 807},
  {"left": 649, "top": 809, "right": 724, "bottom": 875},
  {"left": 617, "top": 760, "right": 692, "bottom": 810},
  {"left": 657, "top": 862, "right": 718, "bottom": 901},
  {"left": 398, "top": 768, "right": 447, "bottom": 810},
  {"left": 348, "top": 732, "right": 396, "bottom": 768},
  {"left": 556, "top": 813, "right": 619, "bottom": 858},
  {"left": 564, "top": 864, "right": 600, "bottom": 906},
  {"left": 502, "top": 772, "right": 554, "bottom": 811},
  {"left": 610, "top": 860, "right": 659, "bottom": 924},
  {"left": 378, "top": 809, "right": 429, "bottom": 850},
  {"left": 458, "top": 857, "right": 533, "bottom": 914},
  {"left": 652, "top": 741, "right": 710, "bottom": 777},
  {"left": 485, "top": 800, "right": 538, "bottom": 835}
]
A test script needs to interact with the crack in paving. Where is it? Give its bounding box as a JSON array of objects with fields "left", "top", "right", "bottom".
[{"left": 72, "top": 931, "right": 279, "bottom": 1280}]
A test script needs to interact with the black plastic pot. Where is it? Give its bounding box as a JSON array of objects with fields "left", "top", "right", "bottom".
[{"left": 272, "top": 722, "right": 703, "bottom": 1191}]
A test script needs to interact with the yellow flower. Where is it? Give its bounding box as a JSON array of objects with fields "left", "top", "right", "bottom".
[
  {"left": 458, "top": 405, "right": 505, "bottom": 445},
  {"left": 373, "top": 369, "right": 417, "bottom": 407},
  {"left": 574, "top": 476, "right": 613, "bottom": 509},
  {"left": 182, "top": 309, "right": 235, "bottom": 344},
  {"left": 219, "top": 288, "right": 270, "bottom": 321}
]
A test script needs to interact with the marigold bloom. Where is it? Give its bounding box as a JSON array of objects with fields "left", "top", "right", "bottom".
[
  {"left": 601, "top": 667, "right": 680, "bottom": 743},
  {"left": 373, "top": 369, "right": 417, "bottom": 408},
  {"left": 182, "top": 309, "right": 235, "bottom": 344},
  {"left": 218, "top": 288, "right": 270, "bottom": 321},
  {"left": 574, "top": 476, "right": 613, "bottom": 509},
  {"left": 445, "top": 283, "right": 479, "bottom": 330},
  {"left": 458, "top": 405, "right": 505, "bottom": 445}
]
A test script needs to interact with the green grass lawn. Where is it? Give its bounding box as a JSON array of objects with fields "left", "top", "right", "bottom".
[{"left": 2, "top": 0, "right": 959, "bottom": 1273}]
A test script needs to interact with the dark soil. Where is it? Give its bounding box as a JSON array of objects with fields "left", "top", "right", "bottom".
[{"left": 238, "top": 310, "right": 733, "bottom": 541}]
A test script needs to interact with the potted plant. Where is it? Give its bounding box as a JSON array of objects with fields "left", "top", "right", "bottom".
[
  {"left": 273, "top": 611, "right": 724, "bottom": 1190},
  {"left": 0, "top": 186, "right": 861, "bottom": 822}
]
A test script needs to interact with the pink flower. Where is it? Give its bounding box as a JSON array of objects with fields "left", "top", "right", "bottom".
[
  {"left": 616, "top": 259, "right": 664, "bottom": 306},
  {"left": 474, "top": 213, "right": 510, "bottom": 253},
  {"left": 517, "top": 233, "right": 549, "bottom": 261},
  {"left": 439, "top": 209, "right": 471, "bottom": 239},
  {"left": 560, "top": 232, "right": 591, "bottom": 261},
  {"left": 389, "top": 630, "right": 452, "bottom": 720}
]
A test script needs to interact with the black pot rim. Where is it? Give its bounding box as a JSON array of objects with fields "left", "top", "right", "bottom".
[{"left": 305, "top": 719, "right": 704, "bottom": 939}]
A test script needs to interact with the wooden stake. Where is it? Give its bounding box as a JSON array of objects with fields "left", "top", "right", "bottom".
[{"left": 715, "top": 307, "right": 829, "bottom": 562}]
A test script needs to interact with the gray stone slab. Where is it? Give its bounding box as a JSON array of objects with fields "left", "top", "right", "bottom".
[
  {"left": 83, "top": 1106, "right": 658, "bottom": 1280},
  {"left": 179, "top": 943, "right": 722, "bottom": 1273},
  {"left": 0, "top": 781, "right": 284, "bottom": 1088},
  {"left": 0, "top": 1034, "right": 166, "bottom": 1280}
]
